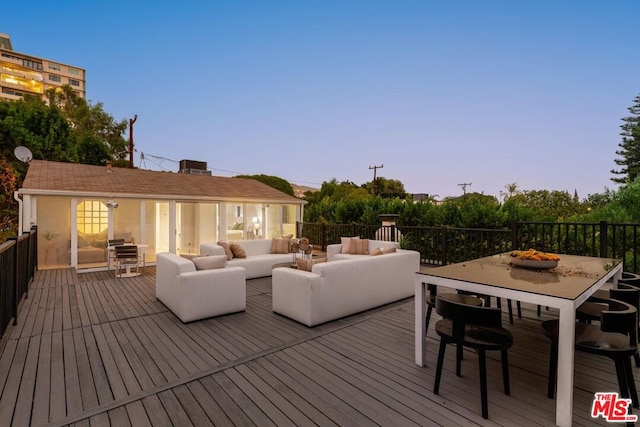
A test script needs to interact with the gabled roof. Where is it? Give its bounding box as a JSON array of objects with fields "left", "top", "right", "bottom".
[{"left": 20, "top": 160, "right": 304, "bottom": 203}]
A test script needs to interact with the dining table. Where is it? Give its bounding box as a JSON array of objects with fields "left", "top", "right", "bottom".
[{"left": 414, "top": 252, "right": 622, "bottom": 427}]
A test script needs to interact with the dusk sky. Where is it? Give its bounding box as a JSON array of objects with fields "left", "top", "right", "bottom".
[{"left": 3, "top": 1, "right": 639, "bottom": 200}]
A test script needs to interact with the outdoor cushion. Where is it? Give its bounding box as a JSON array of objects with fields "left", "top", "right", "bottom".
[
  {"left": 350, "top": 238, "right": 369, "bottom": 255},
  {"left": 382, "top": 246, "right": 397, "bottom": 254},
  {"left": 340, "top": 236, "right": 359, "bottom": 253},
  {"left": 296, "top": 257, "right": 327, "bottom": 272},
  {"left": 217, "top": 241, "right": 233, "bottom": 260},
  {"left": 230, "top": 242, "right": 247, "bottom": 258},
  {"left": 271, "top": 238, "right": 290, "bottom": 254},
  {"left": 370, "top": 248, "right": 383, "bottom": 256},
  {"left": 192, "top": 255, "right": 227, "bottom": 270}
]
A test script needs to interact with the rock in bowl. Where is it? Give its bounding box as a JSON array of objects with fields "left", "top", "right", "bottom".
[{"left": 510, "top": 257, "right": 558, "bottom": 270}]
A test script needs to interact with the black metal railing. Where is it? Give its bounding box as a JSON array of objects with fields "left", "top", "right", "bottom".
[
  {"left": 299, "top": 221, "right": 640, "bottom": 272},
  {"left": 0, "top": 226, "right": 37, "bottom": 340}
]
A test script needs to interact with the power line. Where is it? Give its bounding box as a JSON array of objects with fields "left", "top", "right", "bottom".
[{"left": 139, "top": 152, "right": 324, "bottom": 186}]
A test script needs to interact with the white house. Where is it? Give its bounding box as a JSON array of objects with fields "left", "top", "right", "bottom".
[{"left": 16, "top": 160, "right": 305, "bottom": 271}]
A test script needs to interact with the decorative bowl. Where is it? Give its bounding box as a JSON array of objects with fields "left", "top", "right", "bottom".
[{"left": 510, "top": 257, "right": 558, "bottom": 270}]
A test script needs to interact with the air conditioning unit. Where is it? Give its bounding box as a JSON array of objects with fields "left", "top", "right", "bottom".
[{"left": 181, "top": 168, "right": 211, "bottom": 176}]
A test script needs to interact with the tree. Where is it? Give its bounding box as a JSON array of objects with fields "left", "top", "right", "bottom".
[
  {"left": 45, "top": 86, "right": 128, "bottom": 165},
  {"left": 362, "top": 177, "right": 407, "bottom": 198},
  {"left": 0, "top": 158, "right": 19, "bottom": 239},
  {"left": 234, "top": 174, "right": 295, "bottom": 196},
  {"left": 611, "top": 94, "right": 640, "bottom": 184},
  {"left": 504, "top": 183, "right": 518, "bottom": 200}
]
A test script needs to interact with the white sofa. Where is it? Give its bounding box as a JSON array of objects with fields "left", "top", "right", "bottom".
[
  {"left": 155, "top": 252, "right": 246, "bottom": 323},
  {"left": 200, "top": 239, "right": 295, "bottom": 279},
  {"left": 272, "top": 248, "right": 420, "bottom": 326},
  {"left": 326, "top": 239, "right": 400, "bottom": 261}
]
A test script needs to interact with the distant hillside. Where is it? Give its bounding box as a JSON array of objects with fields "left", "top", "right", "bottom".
[{"left": 291, "top": 184, "right": 319, "bottom": 198}]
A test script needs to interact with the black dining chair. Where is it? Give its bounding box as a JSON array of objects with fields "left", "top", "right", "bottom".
[
  {"left": 433, "top": 296, "right": 514, "bottom": 419},
  {"left": 424, "top": 283, "right": 484, "bottom": 332},
  {"left": 543, "top": 299, "right": 639, "bottom": 408},
  {"left": 577, "top": 287, "right": 640, "bottom": 367}
]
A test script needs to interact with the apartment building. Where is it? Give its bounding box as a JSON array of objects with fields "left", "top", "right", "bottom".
[{"left": 0, "top": 33, "right": 85, "bottom": 101}]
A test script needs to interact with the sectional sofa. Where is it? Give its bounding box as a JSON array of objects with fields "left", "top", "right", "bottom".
[{"left": 272, "top": 245, "right": 420, "bottom": 326}]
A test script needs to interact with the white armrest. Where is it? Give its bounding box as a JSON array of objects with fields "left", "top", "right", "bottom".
[
  {"left": 327, "top": 244, "right": 342, "bottom": 261},
  {"left": 200, "top": 243, "right": 226, "bottom": 256}
]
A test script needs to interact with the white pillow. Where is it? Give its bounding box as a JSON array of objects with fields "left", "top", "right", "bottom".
[
  {"left": 340, "top": 236, "right": 359, "bottom": 254},
  {"left": 192, "top": 255, "right": 227, "bottom": 270}
]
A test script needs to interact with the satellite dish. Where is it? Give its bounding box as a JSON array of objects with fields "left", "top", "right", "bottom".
[{"left": 14, "top": 146, "right": 33, "bottom": 163}]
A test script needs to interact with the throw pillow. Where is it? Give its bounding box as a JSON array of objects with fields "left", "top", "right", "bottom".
[
  {"left": 192, "top": 255, "right": 227, "bottom": 270},
  {"left": 229, "top": 242, "right": 247, "bottom": 258},
  {"left": 217, "top": 241, "right": 234, "bottom": 260},
  {"left": 350, "top": 238, "right": 369, "bottom": 255},
  {"left": 271, "top": 238, "right": 291, "bottom": 254},
  {"left": 77, "top": 234, "right": 89, "bottom": 248},
  {"left": 340, "top": 236, "right": 359, "bottom": 254},
  {"left": 296, "top": 257, "right": 327, "bottom": 272},
  {"left": 370, "top": 247, "right": 383, "bottom": 256},
  {"left": 381, "top": 246, "right": 397, "bottom": 254}
]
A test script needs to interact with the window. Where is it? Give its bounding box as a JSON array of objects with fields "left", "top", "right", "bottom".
[
  {"left": 68, "top": 68, "right": 79, "bottom": 75},
  {"left": 49, "top": 74, "right": 61, "bottom": 82},
  {"left": 2, "top": 87, "right": 23, "bottom": 97},
  {"left": 48, "top": 63, "right": 61, "bottom": 71},
  {"left": 77, "top": 200, "right": 108, "bottom": 235},
  {"left": 69, "top": 78, "right": 80, "bottom": 86}
]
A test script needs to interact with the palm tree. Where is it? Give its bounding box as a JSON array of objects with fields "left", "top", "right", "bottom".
[{"left": 505, "top": 183, "right": 519, "bottom": 200}]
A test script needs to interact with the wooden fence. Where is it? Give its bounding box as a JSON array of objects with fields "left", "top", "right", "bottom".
[
  {"left": 0, "top": 226, "right": 37, "bottom": 342},
  {"left": 298, "top": 221, "right": 640, "bottom": 273}
]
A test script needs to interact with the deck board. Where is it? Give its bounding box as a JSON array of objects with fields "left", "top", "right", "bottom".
[{"left": 0, "top": 265, "right": 632, "bottom": 426}]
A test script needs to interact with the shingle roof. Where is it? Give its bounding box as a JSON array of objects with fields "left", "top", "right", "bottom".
[{"left": 21, "top": 160, "right": 303, "bottom": 203}]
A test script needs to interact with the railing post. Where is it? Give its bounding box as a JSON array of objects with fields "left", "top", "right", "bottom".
[
  {"left": 321, "top": 223, "right": 326, "bottom": 251},
  {"left": 391, "top": 225, "right": 396, "bottom": 242},
  {"left": 511, "top": 221, "right": 518, "bottom": 251},
  {"left": 599, "top": 221, "right": 608, "bottom": 258},
  {"left": 8, "top": 237, "right": 18, "bottom": 326},
  {"left": 440, "top": 227, "right": 447, "bottom": 265}
]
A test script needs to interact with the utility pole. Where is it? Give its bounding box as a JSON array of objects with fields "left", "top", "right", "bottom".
[
  {"left": 458, "top": 182, "right": 472, "bottom": 202},
  {"left": 129, "top": 114, "right": 138, "bottom": 168},
  {"left": 369, "top": 164, "right": 383, "bottom": 195}
]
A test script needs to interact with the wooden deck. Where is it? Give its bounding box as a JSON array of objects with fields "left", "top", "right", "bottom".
[{"left": 0, "top": 267, "right": 629, "bottom": 426}]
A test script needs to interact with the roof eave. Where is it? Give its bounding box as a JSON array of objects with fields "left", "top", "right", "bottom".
[{"left": 17, "top": 188, "right": 306, "bottom": 204}]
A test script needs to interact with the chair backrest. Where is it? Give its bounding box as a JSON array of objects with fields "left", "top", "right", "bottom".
[
  {"left": 109, "top": 239, "right": 125, "bottom": 247},
  {"left": 601, "top": 298, "right": 638, "bottom": 347},
  {"left": 115, "top": 245, "right": 138, "bottom": 259},
  {"left": 435, "top": 296, "right": 503, "bottom": 341},
  {"left": 426, "top": 283, "right": 437, "bottom": 298}
]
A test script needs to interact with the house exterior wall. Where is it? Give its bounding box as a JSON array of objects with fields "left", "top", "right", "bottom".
[{"left": 26, "top": 194, "right": 301, "bottom": 271}]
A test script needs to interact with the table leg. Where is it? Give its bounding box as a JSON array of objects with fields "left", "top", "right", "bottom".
[
  {"left": 415, "top": 278, "right": 427, "bottom": 366},
  {"left": 555, "top": 303, "right": 576, "bottom": 427}
]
